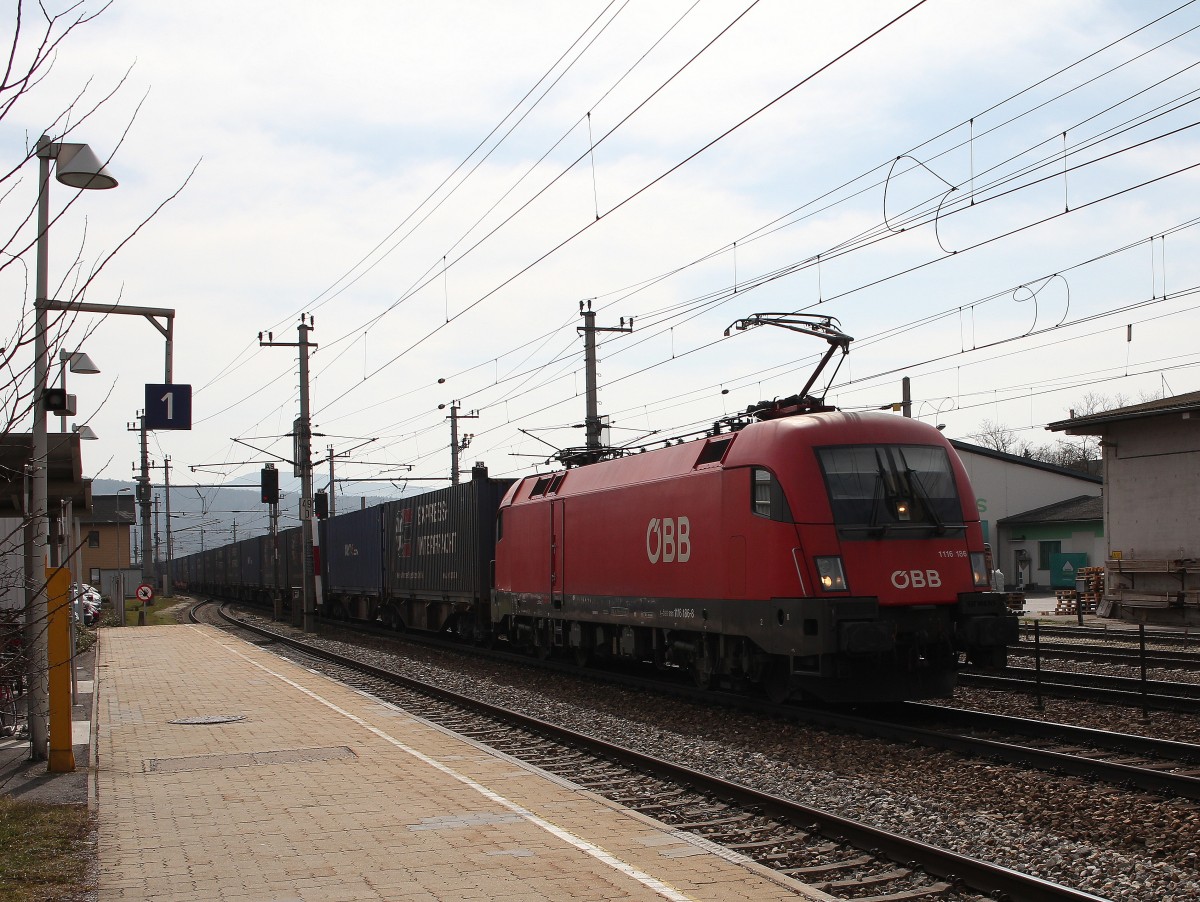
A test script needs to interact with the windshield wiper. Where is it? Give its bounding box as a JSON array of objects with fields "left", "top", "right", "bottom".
[
  {"left": 866, "top": 449, "right": 891, "bottom": 535},
  {"left": 897, "top": 449, "right": 945, "bottom": 535}
]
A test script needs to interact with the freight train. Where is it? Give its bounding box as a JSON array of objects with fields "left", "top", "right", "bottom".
[{"left": 174, "top": 408, "right": 1017, "bottom": 703}]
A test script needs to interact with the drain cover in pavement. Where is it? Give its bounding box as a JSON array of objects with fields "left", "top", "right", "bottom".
[{"left": 169, "top": 715, "right": 246, "bottom": 725}]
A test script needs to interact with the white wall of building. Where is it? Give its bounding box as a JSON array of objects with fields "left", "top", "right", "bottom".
[
  {"left": 951, "top": 444, "right": 1101, "bottom": 587},
  {"left": 1103, "top": 417, "right": 1200, "bottom": 560},
  {"left": 952, "top": 446, "right": 1101, "bottom": 539}
]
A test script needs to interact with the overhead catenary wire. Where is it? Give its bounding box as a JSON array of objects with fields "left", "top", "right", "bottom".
[
  {"left": 328, "top": 13, "right": 1200, "bottom": 441},
  {"left": 312, "top": 0, "right": 930, "bottom": 417},
  {"left": 199, "top": 2, "right": 1180, "bottom": 434},
  {"left": 180, "top": 3, "right": 1200, "bottom": 496}
]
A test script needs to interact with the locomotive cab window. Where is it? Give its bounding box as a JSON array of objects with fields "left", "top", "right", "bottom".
[
  {"left": 751, "top": 467, "right": 792, "bottom": 522},
  {"left": 529, "top": 475, "right": 554, "bottom": 498},
  {"left": 817, "top": 444, "right": 964, "bottom": 537}
]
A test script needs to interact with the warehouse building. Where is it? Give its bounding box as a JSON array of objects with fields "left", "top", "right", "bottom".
[{"left": 1048, "top": 391, "right": 1200, "bottom": 624}]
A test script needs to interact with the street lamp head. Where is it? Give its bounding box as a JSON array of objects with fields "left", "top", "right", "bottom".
[
  {"left": 72, "top": 423, "right": 99, "bottom": 440},
  {"left": 53, "top": 143, "right": 118, "bottom": 190},
  {"left": 61, "top": 349, "right": 100, "bottom": 374}
]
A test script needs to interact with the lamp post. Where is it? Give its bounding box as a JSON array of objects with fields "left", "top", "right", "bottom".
[
  {"left": 57, "top": 349, "right": 100, "bottom": 434},
  {"left": 55, "top": 350, "right": 99, "bottom": 576},
  {"left": 115, "top": 488, "right": 132, "bottom": 625},
  {"left": 28, "top": 134, "right": 117, "bottom": 762}
]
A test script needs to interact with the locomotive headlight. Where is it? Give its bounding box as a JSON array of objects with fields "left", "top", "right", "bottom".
[
  {"left": 970, "top": 552, "right": 990, "bottom": 588},
  {"left": 815, "top": 556, "right": 847, "bottom": 592}
]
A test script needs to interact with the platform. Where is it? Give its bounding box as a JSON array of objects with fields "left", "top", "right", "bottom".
[{"left": 93, "top": 625, "right": 829, "bottom": 901}]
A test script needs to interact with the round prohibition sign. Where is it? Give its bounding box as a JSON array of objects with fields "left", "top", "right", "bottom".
[{"left": 135, "top": 583, "right": 155, "bottom": 603}]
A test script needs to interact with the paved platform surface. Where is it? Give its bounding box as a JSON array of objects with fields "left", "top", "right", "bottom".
[{"left": 93, "top": 625, "right": 829, "bottom": 901}]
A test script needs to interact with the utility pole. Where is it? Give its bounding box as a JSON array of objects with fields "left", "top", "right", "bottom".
[
  {"left": 439, "top": 402, "right": 478, "bottom": 484},
  {"left": 328, "top": 445, "right": 336, "bottom": 517},
  {"left": 147, "top": 455, "right": 174, "bottom": 594},
  {"left": 577, "top": 300, "right": 632, "bottom": 457},
  {"left": 270, "top": 495, "right": 280, "bottom": 620},
  {"left": 259, "top": 315, "right": 319, "bottom": 633},
  {"left": 129, "top": 413, "right": 153, "bottom": 586},
  {"left": 163, "top": 456, "right": 173, "bottom": 593},
  {"left": 152, "top": 494, "right": 160, "bottom": 573}
]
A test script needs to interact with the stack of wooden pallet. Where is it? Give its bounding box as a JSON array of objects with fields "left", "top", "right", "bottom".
[
  {"left": 1054, "top": 589, "right": 1080, "bottom": 614},
  {"left": 1078, "top": 566, "right": 1104, "bottom": 613}
]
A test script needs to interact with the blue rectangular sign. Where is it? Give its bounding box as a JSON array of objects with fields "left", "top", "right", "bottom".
[{"left": 144, "top": 383, "right": 192, "bottom": 430}]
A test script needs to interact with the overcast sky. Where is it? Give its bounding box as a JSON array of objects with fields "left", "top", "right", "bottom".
[{"left": 4, "top": 0, "right": 1200, "bottom": 542}]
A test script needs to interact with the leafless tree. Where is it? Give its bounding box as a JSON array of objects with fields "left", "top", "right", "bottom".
[
  {"left": 972, "top": 390, "right": 1164, "bottom": 474},
  {"left": 967, "top": 418, "right": 1030, "bottom": 456}
]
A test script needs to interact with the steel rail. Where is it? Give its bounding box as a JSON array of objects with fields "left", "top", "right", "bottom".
[
  {"left": 959, "top": 668, "right": 1200, "bottom": 714},
  {"left": 1022, "top": 623, "right": 1200, "bottom": 647},
  {"left": 903, "top": 702, "right": 1200, "bottom": 761},
  {"left": 761, "top": 701, "right": 1200, "bottom": 800},
  {"left": 1010, "top": 641, "right": 1200, "bottom": 669}
]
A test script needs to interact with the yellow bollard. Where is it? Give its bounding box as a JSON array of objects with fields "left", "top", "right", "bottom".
[{"left": 46, "top": 567, "right": 76, "bottom": 773}]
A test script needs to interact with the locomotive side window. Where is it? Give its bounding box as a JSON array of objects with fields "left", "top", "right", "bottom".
[
  {"left": 496, "top": 509, "right": 504, "bottom": 542},
  {"left": 529, "top": 476, "right": 554, "bottom": 497},
  {"left": 817, "top": 445, "right": 964, "bottom": 537},
  {"left": 751, "top": 467, "right": 792, "bottom": 522}
]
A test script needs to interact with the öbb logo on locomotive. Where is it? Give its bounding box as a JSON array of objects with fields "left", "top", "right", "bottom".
[
  {"left": 645, "top": 516, "right": 691, "bottom": 563},
  {"left": 890, "top": 569, "right": 943, "bottom": 589}
]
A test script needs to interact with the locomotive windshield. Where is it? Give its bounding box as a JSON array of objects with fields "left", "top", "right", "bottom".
[{"left": 817, "top": 444, "right": 965, "bottom": 537}]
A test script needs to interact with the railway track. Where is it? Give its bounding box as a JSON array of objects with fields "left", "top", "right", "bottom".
[
  {"left": 960, "top": 666, "right": 1200, "bottom": 714},
  {"left": 197, "top": 599, "right": 1110, "bottom": 902},
  {"left": 1010, "top": 641, "right": 1200, "bottom": 669},
  {"left": 233, "top": 599, "right": 1200, "bottom": 799},
  {"left": 1023, "top": 623, "right": 1200, "bottom": 649},
  {"left": 880, "top": 703, "right": 1200, "bottom": 799},
  {"left": 330, "top": 606, "right": 1200, "bottom": 799}
]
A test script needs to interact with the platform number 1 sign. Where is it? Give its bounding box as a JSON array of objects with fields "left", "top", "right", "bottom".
[{"left": 144, "top": 383, "right": 193, "bottom": 431}]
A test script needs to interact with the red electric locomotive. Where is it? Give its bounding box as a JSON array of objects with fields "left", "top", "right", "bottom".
[{"left": 492, "top": 408, "right": 1016, "bottom": 703}]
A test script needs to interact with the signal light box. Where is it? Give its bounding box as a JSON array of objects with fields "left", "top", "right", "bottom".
[{"left": 145, "top": 383, "right": 192, "bottom": 430}]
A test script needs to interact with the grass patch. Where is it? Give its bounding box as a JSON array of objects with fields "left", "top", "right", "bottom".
[
  {"left": 121, "top": 600, "right": 184, "bottom": 627},
  {"left": 0, "top": 797, "right": 92, "bottom": 901},
  {"left": 96, "top": 599, "right": 183, "bottom": 629}
]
